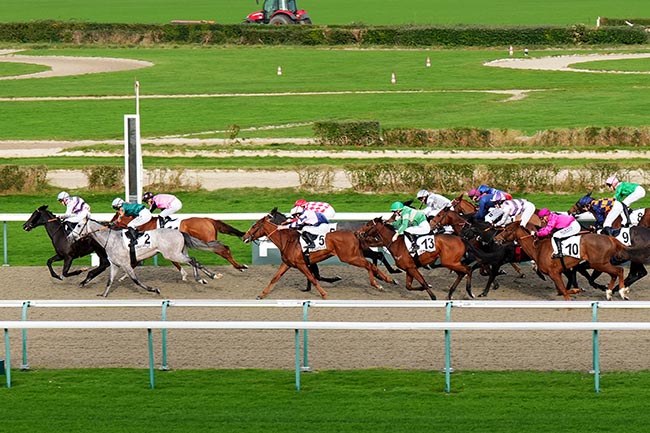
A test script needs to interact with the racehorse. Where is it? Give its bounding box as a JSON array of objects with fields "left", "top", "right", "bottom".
[
  {"left": 114, "top": 214, "right": 248, "bottom": 271},
  {"left": 22, "top": 205, "right": 110, "bottom": 287},
  {"left": 429, "top": 207, "right": 530, "bottom": 297},
  {"left": 494, "top": 222, "right": 636, "bottom": 300},
  {"left": 449, "top": 193, "right": 477, "bottom": 215},
  {"left": 74, "top": 218, "right": 219, "bottom": 297},
  {"left": 356, "top": 217, "right": 487, "bottom": 300},
  {"left": 242, "top": 208, "right": 398, "bottom": 300}
]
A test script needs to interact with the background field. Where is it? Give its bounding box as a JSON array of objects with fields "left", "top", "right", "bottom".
[
  {"left": 2, "top": 48, "right": 650, "bottom": 140},
  {"left": 3, "top": 0, "right": 650, "bottom": 26}
]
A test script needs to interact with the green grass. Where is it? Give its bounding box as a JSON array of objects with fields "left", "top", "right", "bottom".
[
  {"left": 0, "top": 62, "right": 48, "bottom": 77},
  {"left": 2, "top": 0, "right": 649, "bottom": 26},
  {"left": 573, "top": 58, "right": 650, "bottom": 72},
  {"left": 2, "top": 47, "right": 650, "bottom": 139},
  {"left": 2, "top": 369, "right": 650, "bottom": 433}
]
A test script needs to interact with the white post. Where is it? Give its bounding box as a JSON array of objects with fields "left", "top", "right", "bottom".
[
  {"left": 135, "top": 80, "right": 140, "bottom": 116},
  {"left": 124, "top": 114, "right": 143, "bottom": 203}
]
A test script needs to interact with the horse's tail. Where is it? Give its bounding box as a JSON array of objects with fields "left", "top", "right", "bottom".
[
  {"left": 182, "top": 233, "right": 225, "bottom": 251},
  {"left": 461, "top": 238, "right": 504, "bottom": 264},
  {"left": 212, "top": 219, "right": 245, "bottom": 238}
]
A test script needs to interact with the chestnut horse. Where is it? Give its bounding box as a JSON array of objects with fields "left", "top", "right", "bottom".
[
  {"left": 242, "top": 208, "right": 397, "bottom": 299},
  {"left": 449, "top": 193, "right": 477, "bottom": 215},
  {"left": 494, "top": 222, "right": 633, "bottom": 300},
  {"left": 114, "top": 214, "right": 248, "bottom": 271},
  {"left": 356, "top": 217, "right": 488, "bottom": 300}
]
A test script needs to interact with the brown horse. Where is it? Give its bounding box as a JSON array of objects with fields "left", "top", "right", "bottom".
[
  {"left": 450, "top": 193, "right": 477, "bottom": 215},
  {"left": 114, "top": 214, "right": 248, "bottom": 271},
  {"left": 568, "top": 195, "right": 650, "bottom": 229},
  {"left": 494, "top": 222, "right": 632, "bottom": 300},
  {"left": 242, "top": 208, "right": 397, "bottom": 299},
  {"left": 357, "top": 217, "right": 481, "bottom": 300}
]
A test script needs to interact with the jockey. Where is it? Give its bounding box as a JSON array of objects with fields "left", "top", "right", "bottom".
[
  {"left": 575, "top": 193, "right": 620, "bottom": 231},
  {"left": 606, "top": 176, "right": 646, "bottom": 227},
  {"left": 142, "top": 192, "right": 182, "bottom": 224},
  {"left": 532, "top": 208, "right": 581, "bottom": 259},
  {"left": 57, "top": 191, "right": 91, "bottom": 238},
  {"left": 467, "top": 188, "right": 481, "bottom": 202},
  {"left": 485, "top": 192, "right": 535, "bottom": 228},
  {"left": 473, "top": 192, "right": 500, "bottom": 222},
  {"left": 477, "top": 185, "right": 513, "bottom": 200},
  {"left": 416, "top": 189, "right": 451, "bottom": 219},
  {"left": 277, "top": 205, "right": 329, "bottom": 249},
  {"left": 389, "top": 201, "right": 430, "bottom": 253},
  {"left": 111, "top": 197, "right": 152, "bottom": 240},
  {"left": 293, "top": 198, "right": 336, "bottom": 220}
]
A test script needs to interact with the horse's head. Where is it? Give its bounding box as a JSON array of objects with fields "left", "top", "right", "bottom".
[
  {"left": 494, "top": 222, "right": 527, "bottom": 245},
  {"left": 243, "top": 208, "right": 282, "bottom": 244},
  {"left": 429, "top": 206, "right": 455, "bottom": 231},
  {"left": 23, "top": 205, "right": 55, "bottom": 231},
  {"left": 355, "top": 217, "right": 386, "bottom": 247},
  {"left": 569, "top": 192, "right": 593, "bottom": 216}
]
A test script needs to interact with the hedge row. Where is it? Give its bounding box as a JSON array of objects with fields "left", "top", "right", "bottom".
[
  {"left": 341, "top": 162, "right": 650, "bottom": 194},
  {"left": 0, "top": 21, "right": 647, "bottom": 46},
  {"left": 314, "top": 125, "right": 650, "bottom": 148}
]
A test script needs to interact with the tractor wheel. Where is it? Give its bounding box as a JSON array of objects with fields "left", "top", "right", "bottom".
[
  {"left": 299, "top": 18, "right": 312, "bottom": 25},
  {"left": 269, "top": 14, "right": 292, "bottom": 25}
]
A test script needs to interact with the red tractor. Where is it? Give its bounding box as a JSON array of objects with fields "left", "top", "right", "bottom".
[{"left": 244, "top": 0, "right": 312, "bottom": 25}]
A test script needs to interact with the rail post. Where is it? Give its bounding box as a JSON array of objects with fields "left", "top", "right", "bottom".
[
  {"left": 4, "top": 328, "right": 11, "bottom": 388},
  {"left": 301, "top": 301, "right": 311, "bottom": 372},
  {"left": 160, "top": 300, "right": 170, "bottom": 370},
  {"left": 294, "top": 329, "right": 301, "bottom": 391},
  {"left": 147, "top": 328, "right": 155, "bottom": 389},
  {"left": 592, "top": 302, "right": 600, "bottom": 393},
  {"left": 20, "top": 301, "right": 30, "bottom": 370},
  {"left": 3, "top": 221, "right": 8, "bottom": 266},
  {"left": 444, "top": 301, "right": 453, "bottom": 393}
]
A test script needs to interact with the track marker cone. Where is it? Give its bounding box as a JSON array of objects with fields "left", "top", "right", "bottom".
[
  {"left": 391, "top": 72, "right": 396, "bottom": 84},
  {"left": 426, "top": 56, "right": 431, "bottom": 67},
  {"left": 277, "top": 66, "right": 282, "bottom": 76}
]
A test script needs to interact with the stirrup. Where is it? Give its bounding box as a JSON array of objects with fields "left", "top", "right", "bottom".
[{"left": 551, "top": 253, "right": 563, "bottom": 259}]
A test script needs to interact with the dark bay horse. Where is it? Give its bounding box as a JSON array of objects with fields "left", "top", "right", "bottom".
[
  {"left": 114, "top": 214, "right": 248, "bottom": 271},
  {"left": 450, "top": 193, "right": 477, "bottom": 215},
  {"left": 242, "top": 208, "right": 398, "bottom": 299},
  {"left": 22, "top": 205, "right": 110, "bottom": 287},
  {"left": 494, "top": 222, "right": 635, "bottom": 300},
  {"left": 356, "top": 217, "right": 487, "bottom": 300}
]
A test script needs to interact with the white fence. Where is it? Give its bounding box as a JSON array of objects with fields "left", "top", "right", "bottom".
[{"left": 1, "top": 299, "right": 649, "bottom": 392}]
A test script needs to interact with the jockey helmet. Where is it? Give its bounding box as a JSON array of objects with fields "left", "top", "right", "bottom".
[
  {"left": 492, "top": 192, "right": 507, "bottom": 202},
  {"left": 605, "top": 176, "right": 619, "bottom": 188},
  {"left": 577, "top": 194, "right": 593, "bottom": 209},
  {"left": 390, "top": 201, "right": 404, "bottom": 212},
  {"left": 142, "top": 191, "right": 154, "bottom": 201},
  {"left": 538, "top": 208, "right": 550, "bottom": 218},
  {"left": 467, "top": 188, "right": 480, "bottom": 199},
  {"left": 290, "top": 206, "right": 304, "bottom": 215},
  {"left": 478, "top": 185, "right": 491, "bottom": 194},
  {"left": 416, "top": 189, "right": 429, "bottom": 199},
  {"left": 111, "top": 197, "right": 124, "bottom": 210},
  {"left": 57, "top": 191, "right": 70, "bottom": 202},
  {"left": 294, "top": 199, "right": 307, "bottom": 207}
]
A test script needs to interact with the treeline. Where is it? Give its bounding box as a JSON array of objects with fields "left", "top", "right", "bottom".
[{"left": 0, "top": 21, "right": 647, "bottom": 46}]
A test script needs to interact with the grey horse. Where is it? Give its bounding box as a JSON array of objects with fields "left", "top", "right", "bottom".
[{"left": 73, "top": 218, "right": 220, "bottom": 297}]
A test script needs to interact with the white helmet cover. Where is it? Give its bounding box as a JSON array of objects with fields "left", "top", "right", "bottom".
[
  {"left": 416, "top": 189, "right": 429, "bottom": 199},
  {"left": 111, "top": 197, "right": 124, "bottom": 208},
  {"left": 57, "top": 191, "right": 70, "bottom": 201}
]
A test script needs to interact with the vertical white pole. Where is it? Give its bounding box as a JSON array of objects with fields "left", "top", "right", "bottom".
[{"left": 135, "top": 80, "right": 140, "bottom": 117}]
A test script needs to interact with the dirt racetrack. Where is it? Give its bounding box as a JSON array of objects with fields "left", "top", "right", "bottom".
[{"left": 1, "top": 263, "right": 649, "bottom": 373}]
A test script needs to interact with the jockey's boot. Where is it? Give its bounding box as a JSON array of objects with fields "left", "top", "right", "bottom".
[
  {"left": 622, "top": 204, "right": 631, "bottom": 227},
  {"left": 405, "top": 233, "right": 419, "bottom": 254},
  {"left": 126, "top": 227, "right": 139, "bottom": 241},
  {"left": 301, "top": 232, "right": 317, "bottom": 249},
  {"left": 551, "top": 238, "right": 564, "bottom": 259}
]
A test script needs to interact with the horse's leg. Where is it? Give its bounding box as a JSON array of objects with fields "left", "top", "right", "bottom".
[
  {"left": 210, "top": 244, "right": 248, "bottom": 271},
  {"left": 192, "top": 260, "right": 222, "bottom": 280},
  {"left": 61, "top": 256, "right": 83, "bottom": 278},
  {"left": 510, "top": 262, "right": 525, "bottom": 278},
  {"left": 446, "top": 272, "right": 466, "bottom": 300},
  {"left": 478, "top": 265, "right": 501, "bottom": 297},
  {"left": 80, "top": 253, "right": 110, "bottom": 287},
  {"left": 171, "top": 262, "right": 188, "bottom": 281},
  {"left": 365, "top": 249, "right": 401, "bottom": 274},
  {"left": 46, "top": 254, "right": 64, "bottom": 280},
  {"left": 547, "top": 271, "right": 572, "bottom": 301},
  {"left": 597, "top": 264, "right": 628, "bottom": 301},
  {"left": 624, "top": 262, "right": 647, "bottom": 287},
  {"left": 340, "top": 255, "right": 397, "bottom": 291},
  {"left": 100, "top": 264, "right": 119, "bottom": 297},
  {"left": 188, "top": 258, "right": 208, "bottom": 285},
  {"left": 309, "top": 263, "right": 342, "bottom": 284}
]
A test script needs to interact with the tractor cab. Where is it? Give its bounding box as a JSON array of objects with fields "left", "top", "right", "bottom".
[{"left": 245, "top": 0, "right": 312, "bottom": 25}]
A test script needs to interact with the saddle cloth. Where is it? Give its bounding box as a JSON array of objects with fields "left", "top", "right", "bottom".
[
  {"left": 405, "top": 235, "right": 436, "bottom": 256},
  {"left": 158, "top": 218, "right": 181, "bottom": 230},
  {"left": 556, "top": 235, "right": 581, "bottom": 259},
  {"left": 121, "top": 231, "right": 151, "bottom": 249},
  {"left": 614, "top": 227, "right": 632, "bottom": 247},
  {"left": 298, "top": 223, "right": 337, "bottom": 252}
]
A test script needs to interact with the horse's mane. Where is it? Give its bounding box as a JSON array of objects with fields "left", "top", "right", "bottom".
[{"left": 268, "top": 207, "right": 288, "bottom": 225}]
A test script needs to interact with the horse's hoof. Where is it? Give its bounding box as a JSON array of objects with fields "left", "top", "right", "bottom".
[
  {"left": 214, "top": 273, "right": 224, "bottom": 279},
  {"left": 299, "top": 286, "right": 312, "bottom": 292},
  {"left": 154, "top": 289, "right": 161, "bottom": 295},
  {"left": 620, "top": 287, "right": 630, "bottom": 300},
  {"left": 200, "top": 279, "right": 208, "bottom": 285},
  {"left": 605, "top": 289, "right": 613, "bottom": 301},
  {"left": 391, "top": 279, "right": 399, "bottom": 285}
]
